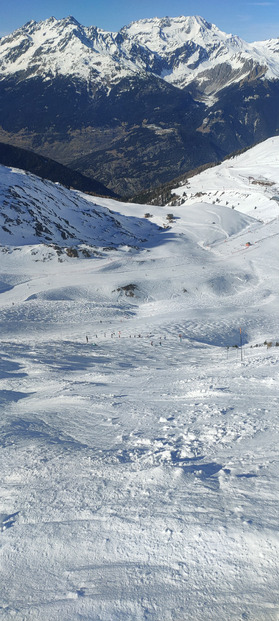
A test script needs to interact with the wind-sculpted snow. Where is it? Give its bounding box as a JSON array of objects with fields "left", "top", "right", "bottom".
[{"left": 0, "top": 150, "right": 279, "bottom": 620}]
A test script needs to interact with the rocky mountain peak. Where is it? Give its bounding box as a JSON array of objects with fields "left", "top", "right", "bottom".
[
  {"left": 1, "top": 14, "right": 279, "bottom": 198},
  {"left": 0, "top": 14, "right": 279, "bottom": 93}
]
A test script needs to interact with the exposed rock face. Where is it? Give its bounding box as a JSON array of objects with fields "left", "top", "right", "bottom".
[{"left": 0, "top": 15, "right": 279, "bottom": 196}]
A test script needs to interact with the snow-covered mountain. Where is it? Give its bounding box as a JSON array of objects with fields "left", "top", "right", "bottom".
[
  {"left": 1, "top": 15, "right": 279, "bottom": 195},
  {"left": 0, "top": 15, "right": 278, "bottom": 99},
  {"left": 123, "top": 15, "right": 279, "bottom": 98},
  {"left": 0, "top": 16, "right": 147, "bottom": 91}
]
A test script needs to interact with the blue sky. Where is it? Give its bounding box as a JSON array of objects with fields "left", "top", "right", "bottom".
[{"left": 0, "top": 0, "right": 278, "bottom": 41}]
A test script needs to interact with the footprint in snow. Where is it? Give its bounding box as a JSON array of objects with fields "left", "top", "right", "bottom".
[{"left": 0, "top": 511, "right": 20, "bottom": 532}]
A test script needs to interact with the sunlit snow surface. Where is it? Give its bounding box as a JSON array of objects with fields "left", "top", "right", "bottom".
[{"left": 0, "top": 139, "right": 279, "bottom": 620}]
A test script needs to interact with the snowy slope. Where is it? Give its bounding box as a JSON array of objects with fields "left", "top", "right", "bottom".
[
  {"left": 1, "top": 15, "right": 279, "bottom": 98},
  {"left": 0, "top": 152, "right": 279, "bottom": 620},
  {"left": 0, "top": 164, "right": 158, "bottom": 247},
  {"left": 172, "top": 136, "right": 279, "bottom": 222}
]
